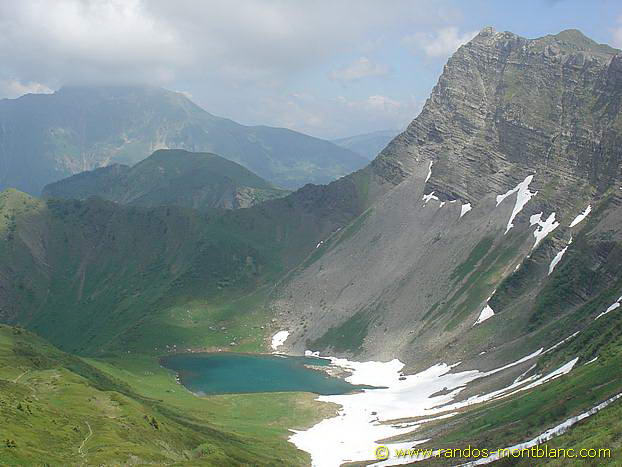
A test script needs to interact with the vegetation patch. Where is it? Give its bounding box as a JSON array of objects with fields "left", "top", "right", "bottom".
[
  {"left": 450, "top": 236, "right": 494, "bottom": 283},
  {"left": 308, "top": 310, "right": 372, "bottom": 354}
]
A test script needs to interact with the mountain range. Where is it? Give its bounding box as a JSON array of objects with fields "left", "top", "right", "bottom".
[
  {"left": 0, "top": 27, "right": 621, "bottom": 466},
  {"left": 0, "top": 85, "right": 367, "bottom": 195}
]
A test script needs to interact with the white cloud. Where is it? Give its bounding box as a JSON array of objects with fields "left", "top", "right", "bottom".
[
  {"left": 336, "top": 95, "right": 408, "bottom": 114},
  {"left": 404, "top": 26, "right": 478, "bottom": 58},
  {"left": 0, "top": 0, "right": 441, "bottom": 89},
  {"left": 0, "top": 0, "right": 189, "bottom": 89},
  {"left": 329, "top": 57, "right": 389, "bottom": 83},
  {"left": 361, "top": 95, "right": 402, "bottom": 111},
  {"left": 0, "top": 79, "right": 52, "bottom": 98},
  {"left": 0, "top": 1, "right": 458, "bottom": 135}
]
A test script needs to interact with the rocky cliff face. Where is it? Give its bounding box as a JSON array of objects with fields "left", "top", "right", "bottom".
[
  {"left": 271, "top": 29, "right": 622, "bottom": 372},
  {"left": 379, "top": 28, "right": 620, "bottom": 206}
]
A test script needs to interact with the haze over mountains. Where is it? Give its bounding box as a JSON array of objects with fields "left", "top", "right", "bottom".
[
  {"left": 0, "top": 85, "right": 367, "bottom": 195},
  {"left": 332, "top": 129, "right": 399, "bottom": 160},
  {"left": 0, "top": 27, "right": 621, "bottom": 466}
]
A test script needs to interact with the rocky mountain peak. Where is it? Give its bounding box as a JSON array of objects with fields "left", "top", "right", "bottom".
[
  {"left": 373, "top": 28, "right": 622, "bottom": 213},
  {"left": 477, "top": 25, "right": 496, "bottom": 36}
]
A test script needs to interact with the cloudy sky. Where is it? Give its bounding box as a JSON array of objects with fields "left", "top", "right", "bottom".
[{"left": 0, "top": 0, "right": 620, "bottom": 139}]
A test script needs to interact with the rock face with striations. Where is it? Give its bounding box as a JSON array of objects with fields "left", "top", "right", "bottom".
[
  {"left": 270, "top": 28, "right": 622, "bottom": 372},
  {"left": 379, "top": 28, "right": 621, "bottom": 208}
]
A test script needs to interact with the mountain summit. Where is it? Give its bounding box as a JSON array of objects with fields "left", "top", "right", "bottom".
[
  {"left": 374, "top": 26, "right": 621, "bottom": 207},
  {"left": 43, "top": 149, "right": 289, "bottom": 210}
]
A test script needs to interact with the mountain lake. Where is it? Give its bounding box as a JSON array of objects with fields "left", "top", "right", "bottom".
[{"left": 161, "top": 352, "right": 367, "bottom": 395}]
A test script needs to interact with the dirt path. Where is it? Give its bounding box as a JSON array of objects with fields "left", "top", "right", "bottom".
[
  {"left": 78, "top": 421, "right": 93, "bottom": 457},
  {"left": 12, "top": 370, "right": 29, "bottom": 383}
]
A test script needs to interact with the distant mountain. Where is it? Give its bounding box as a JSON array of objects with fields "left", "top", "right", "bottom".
[
  {"left": 332, "top": 129, "right": 399, "bottom": 160},
  {"left": 43, "top": 149, "right": 289, "bottom": 210},
  {"left": 0, "top": 85, "right": 367, "bottom": 194}
]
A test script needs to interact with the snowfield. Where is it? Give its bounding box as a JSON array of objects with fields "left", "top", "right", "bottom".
[
  {"left": 569, "top": 205, "right": 592, "bottom": 228},
  {"left": 496, "top": 175, "right": 536, "bottom": 234},
  {"left": 548, "top": 238, "right": 571, "bottom": 275},
  {"left": 473, "top": 304, "right": 495, "bottom": 326},
  {"left": 271, "top": 330, "right": 290, "bottom": 350},
  {"left": 529, "top": 212, "right": 559, "bottom": 250},
  {"left": 289, "top": 348, "right": 579, "bottom": 467}
]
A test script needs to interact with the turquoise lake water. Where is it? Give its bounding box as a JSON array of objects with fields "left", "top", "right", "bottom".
[{"left": 161, "top": 352, "right": 362, "bottom": 395}]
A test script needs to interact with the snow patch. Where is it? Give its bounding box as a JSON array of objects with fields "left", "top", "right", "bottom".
[
  {"left": 543, "top": 331, "right": 580, "bottom": 354},
  {"left": 530, "top": 212, "right": 559, "bottom": 250},
  {"left": 569, "top": 205, "right": 592, "bottom": 228},
  {"left": 548, "top": 237, "right": 572, "bottom": 275},
  {"left": 369, "top": 356, "right": 577, "bottom": 467},
  {"left": 425, "top": 161, "right": 433, "bottom": 183},
  {"left": 513, "top": 364, "right": 537, "bottom": 384},
  {"left": 271, "top": 330, "right": 289, "bottom": 350},
  {"left": 595, "top": 295, "right": 622, "bottom": 320},
  {"left": 548, "top": 246, "right": 568, "bottom": 274},
  {"left": 473, "top": 305, "right": 495, "bottom": 326},
  {"left": 462, "top": 392, "right": 622, "bottom": 465},
  {"left": 422, "top": 192, "right": 440, "bottom": 204},
  {"left": 460, "top": 203, "right": 472, "bottom": 218},
  {"left": 496, "top": 175, "right": 537, "bottom": 234}
]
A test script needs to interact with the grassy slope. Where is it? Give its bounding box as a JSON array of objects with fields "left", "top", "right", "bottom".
[
  {"left": 0, "top": 171, "right": 372, "bottom": 356},
  {"left": 42, "top": 149, "right": 290, "bottom": 210},
  {"left": 0, "top": 325, "right": 334, "bottom": 465},
  {"left": 0, "top": 189, "right": 277, "bottom": 354},
  {"left": 375, "top": 300, "right": 622, "bottom": 466},
  {"left": 507, "top": 397, "right": 622, "bottom": 466}
]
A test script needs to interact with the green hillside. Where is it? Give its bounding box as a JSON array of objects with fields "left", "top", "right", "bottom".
[
  {"left": 0, "top": 324, "right": 331, "bottom": 465},
  {"left": 403, "top": 301, "right": 622, "bottom": 466},
  {"left": 0, "top": 169, "right": 374, "bottom": 356},
  {"left": 43, "top": 149, "right": 289, "bottom": 210}
]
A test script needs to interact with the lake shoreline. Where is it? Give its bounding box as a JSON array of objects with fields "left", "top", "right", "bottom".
[{"left": 159, "top": 351, "right": 368, "bottom": 396}]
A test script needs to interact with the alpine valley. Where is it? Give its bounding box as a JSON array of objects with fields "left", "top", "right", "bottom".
[{"left": 1, "top": 28, "right": 621, "bottom": 466}]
